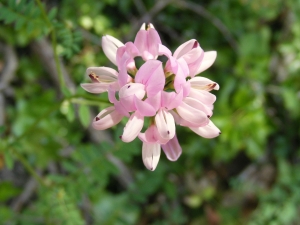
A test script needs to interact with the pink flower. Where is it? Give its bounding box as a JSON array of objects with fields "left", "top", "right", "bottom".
[{"left": 82, "top": 23, "right": 221, "bottom": 171}]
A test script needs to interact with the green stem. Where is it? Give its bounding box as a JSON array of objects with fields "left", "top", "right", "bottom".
[{"left": 10, "top": 148, "right": 48, "bottom": 186}]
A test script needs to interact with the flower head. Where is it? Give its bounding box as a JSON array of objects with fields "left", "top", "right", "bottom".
[{"left": 82, "top": 23, "right": 220, "bottom": 171}]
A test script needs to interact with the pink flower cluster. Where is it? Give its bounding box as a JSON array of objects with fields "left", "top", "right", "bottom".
[{"left": 81, "top": 23, "right": 220, "bottom": 171}]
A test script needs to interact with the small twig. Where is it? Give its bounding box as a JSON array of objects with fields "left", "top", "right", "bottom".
[
  {"left": 0, "top": 42, "right": 18, "bottom": 126},
  {"left": 133, "top": 0, "right": 147, "bottom": 15},
  {"left": 0, "top": 42, "right": 18, "bottom": 91},
  {"left": 35, "top": 0, "right": 65, "bottom": 91},
  {"left": 128, "top": 0, "right": 173, "bottom": 39},
  {"left": 11, "top": 176, "right": 38, "bottom": 212},
  {"left": 173, "top": 0, "right": 238, "bottom": 52},
  {"left": 30, "top": 38, "right": 75, "bottom": 92}
]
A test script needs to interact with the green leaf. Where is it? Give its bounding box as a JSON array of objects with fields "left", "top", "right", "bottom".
[
  {"left": 60, "top": 100, "right": 75, "bottom": 122},
  {"left": 48, "top": 7, "right": 57, "bottom": 20},
  {"left": 78, "top": 104, "right": 90, "bottom": 128},
  {"left": 4, "top": 151, "right": 14, "bottom": 170}
]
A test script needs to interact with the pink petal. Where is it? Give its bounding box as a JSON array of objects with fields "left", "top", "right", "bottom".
[
  {"left": 161, "top": 135, "right": 182, "bottom": 161},
  {"left": 176, "top": 100, "right": 208, "bottom": 126},
  {"left": 86, "top": 67, "right": 118, "bottom": 83},
  {"left": 134, "top": 28, "right": 161, "bottom": 61},
  {"left": 155, "top": 109, "right": 175, "bottom": 140},
  {"left": 158, "top": 44, "right": 178, "bottom": 73},
  {"left": 189, "top": 120, "right": 221, "bottom": 138},
  {"left": 92, "top": 106, "right": 123, "bottom": 130},
  {"left": 121, "top": 111, "right": 144, "bottom": 142},
  {"left": 114, "top": 101, "right": 130, "bottom": 117},
  {"left": 117, "top": 49, "right": 131, "bottom": 87},
  {"left": 161, "top": 89, "right": 183, "bottom": 110},
  {"left": 81, "top": 83, "right": 110, "bottom": 94},
  {"left": 142, "top": 142, "right": 161, "bottom": 171},
  {"left": 145, "top": 91, "right": 161, "bottom": 112},
  {"left": 125, "top": 42, "right": 140, "bottom": 58},
  {"left": 174, "top": 66, "right": 187, "bottom": 93},
  {"left": 190, "top": 76, "right": 219, "bottom": 91},
  {"left": 119, "top": 95, "right": 136, "bottom": 112},
  {"left": 135, "top": 60, "right": 165, "bottom": 96},
  {"left": 148, "top": 28, "right": 162, "bottom": 58},
  {"left": 138, "top": 124, "right": 169, "bottom": 144},
  {"left": 194, "top": 51, "right": 217, "bottom": 75},
  {"left": 102, "top": 35, "right": 124, "bottom": 65},
  {"left": 134, "top": 96, "right": 156, "bottom": 117}
]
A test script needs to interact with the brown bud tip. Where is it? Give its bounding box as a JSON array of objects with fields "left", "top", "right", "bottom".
[
  {"left": 192, "top": 41, "right": 199, "bottom": 48},
  {"left": 207, "top": 115, "right": 210, "bottom": 118},
  {"left": 150, "top": 167, "right": 153, "bottom": 171},
  {"left": 119, "top": 135, "right": 122, "bottom": 139},
  {"left": 95, "top": 117, "right": 100, "bottom": 121},
  {"left": 219, "top": 132, "right": 221, "bottom": 134}
]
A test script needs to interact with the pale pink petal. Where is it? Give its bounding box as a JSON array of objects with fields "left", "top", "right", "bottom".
[
  {"left": 108, "top": 87, "right": 117, "bottom": 103},
  {"left": 161, "top": 135, "right": 182, "bottom": 161},
  {"left": 135, "top": 60, "right": 165, "bottom": 96},
  {"left": 121, "top": 111, "right": 144, "bottom": 142},
  {"left": 188, "top": 89, "right": 216, "bottom": 105},
  {"left": 184, "top": 49, "right": 204, "bottom": 77},
  {"left": 190, "top": 76, "right": 219, "bottom": 91},
  {"left": 183, "top": 97, "right": 213, "bottom": 117},
  {"left": 81, "top": 83, "right": 110, "bottom": 94},
  {"left": 189, "top": 120, "right": 221, "bottom": 138},
  {"left": 142, "top": 142, "right": 161, "bottom": 171},
  {"left": 134, "top": 96, "right": 156, "bottom": 117},
  {"left": 176, "top": 100, "right": 208, "bottom": 126},
  {"left": 155, "top": 109, "right": 175, "bottom": 140},
  {"left": 177, "top": 58, "right": 189, "bottom": 78},
  {"left": 86, "top": 67, "right": 118, "bottom": 83},
  {"left": 92, "top": 106, "right": 123, "bottom": 130},
  {"left": 119, "top": 83, "right": 146, "bottom": 99},
  {"left": 194, "top": 51, "right": 217, "bottom": 75},
  {"left": 173, "top": 39, "right": 197, "bottom": 59},
  {"left": 102, "top": 35, "right": 124, "bottom": 65}
]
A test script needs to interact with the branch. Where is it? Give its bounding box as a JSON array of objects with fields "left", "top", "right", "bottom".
[
  {"left": 128, "top": 0, "right": 173, "bottom": 39},
  {"left": 173, "top": 0, "right": 238, "bottom": 52},
  {"left": 0, "top": 42, "right": 18, "bottom": 126}
]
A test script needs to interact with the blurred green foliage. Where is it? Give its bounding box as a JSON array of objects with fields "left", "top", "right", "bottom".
[{"left": 0, "top": 0, "right": 300, "bottom": 224}]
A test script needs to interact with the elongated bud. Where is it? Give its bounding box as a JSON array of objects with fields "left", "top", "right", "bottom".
[{"left": 102, "top": 35, "right": 124, "bottom": 65}]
